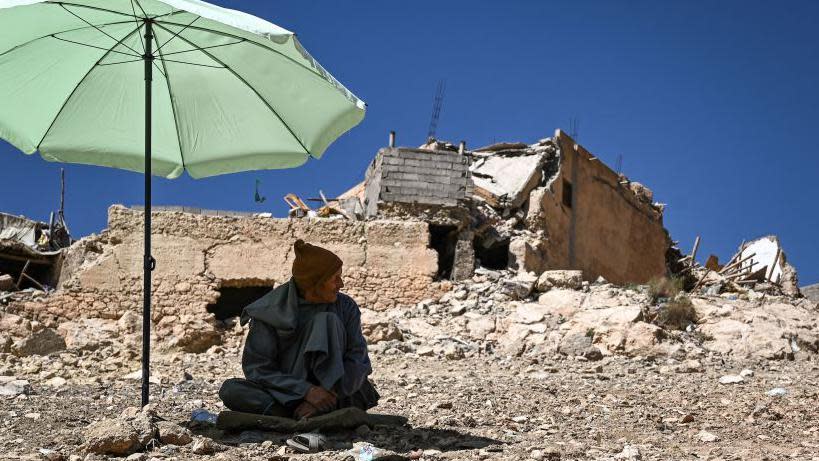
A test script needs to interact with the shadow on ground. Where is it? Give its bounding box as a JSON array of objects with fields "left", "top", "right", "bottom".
[{"left": 191, "top": 422, "right": 502, "bottom": 454}]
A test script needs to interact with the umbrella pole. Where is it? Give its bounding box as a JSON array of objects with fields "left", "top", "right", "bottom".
[{"left": 141, "top": 18, "right": 155, "bottom": 407}]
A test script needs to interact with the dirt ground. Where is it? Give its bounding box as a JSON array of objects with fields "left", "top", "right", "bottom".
[{"left": 1, "top": 340, "right": 818, "bottom": 461}]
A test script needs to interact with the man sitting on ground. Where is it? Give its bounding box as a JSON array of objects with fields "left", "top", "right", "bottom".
[{"left": 219, "top": 239, "right": 378, "bottom": 419}]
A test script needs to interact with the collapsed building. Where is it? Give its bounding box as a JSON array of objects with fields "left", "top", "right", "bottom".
[
  {"left": 342, "top": 129, "right": 669, "bottom": 284},
  {"left": 0, "top": 211, "right": 71, "bottom": 293},
  {"left": 0, "top": 129, "right": 804, "bottom": 353}
]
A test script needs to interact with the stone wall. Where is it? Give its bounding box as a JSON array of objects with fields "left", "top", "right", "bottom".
[
  {"left": 8, "top": 206, "right": 443, "bottom": 351},
  {"left": 527, "top": 130, "right": 668, "bottom": 284}
]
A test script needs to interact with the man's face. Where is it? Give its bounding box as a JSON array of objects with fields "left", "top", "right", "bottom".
[{"left": 308, "top": 267, "right": 344, "bottom": 303}]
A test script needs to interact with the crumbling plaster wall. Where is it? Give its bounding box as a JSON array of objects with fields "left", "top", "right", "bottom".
[
  {"left": 528, "top": 130, "right": 667, "bottom": 284},
  {"left": 9, "top": 206, "right": 443, "bottom": 351}
]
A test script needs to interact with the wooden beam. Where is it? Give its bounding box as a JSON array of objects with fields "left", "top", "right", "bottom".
[
  {"left": 690, "top": 236, "right": 701, "bottom": 267},
  {"left": 767, "top": 247, "right": 782, "bottom": 282}
]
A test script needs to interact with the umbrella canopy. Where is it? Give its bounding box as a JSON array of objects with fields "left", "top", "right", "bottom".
[
  {"left": 0, "top": 0, "right": 365, "bottom": 178},
  {"left": 0, "top": 0, "right": 365, "bottom": 406}
]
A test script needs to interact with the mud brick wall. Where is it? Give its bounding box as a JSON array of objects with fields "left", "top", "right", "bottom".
[
  {"left": 8, "top": 206, "right": 445, "bottom": 351},
  {"left": 527, "top": 130, "right": 668, "bottom": 284}
]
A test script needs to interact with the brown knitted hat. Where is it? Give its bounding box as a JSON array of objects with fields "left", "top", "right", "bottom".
[{"left": 292, "top": 239, "right": 343, "bottom": 291}]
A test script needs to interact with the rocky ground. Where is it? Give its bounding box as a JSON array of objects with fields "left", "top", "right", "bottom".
[{"left": 2, "top": 272, "right": 819, "bottom": 460}]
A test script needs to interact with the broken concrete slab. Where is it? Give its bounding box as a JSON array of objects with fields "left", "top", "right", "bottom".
[
  {"left": 470, "top": 152, "right": 544, "bottom": 209},
  {"left": 474, "top": 142, "right": 529, "bottom": 152}
]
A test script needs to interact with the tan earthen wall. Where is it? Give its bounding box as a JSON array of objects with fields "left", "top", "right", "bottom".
[
  {"left": 529, "top": 130, "right": 667, "bottom": 284},
  {"left": 9, "top": 206, "right": 443, "bottom": 351}
]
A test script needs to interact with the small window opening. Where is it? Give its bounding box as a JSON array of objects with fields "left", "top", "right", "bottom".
[
  {"left": 473, "top": 237, "right": 510, "bottom": 270},
  {"left": 429, "top": 224, "right": 458, "bottom": 280},
  {"left": 562, "top": 179, "right": 573, "bottom": 208},
  {"left": 207, "top": 285, "right": 272, "bottom": 320}
]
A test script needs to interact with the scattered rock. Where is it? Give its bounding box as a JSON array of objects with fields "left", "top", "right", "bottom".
[
  {"left": 57, "top": 319, "right": 119, "bottom": 351},
  {"left": 535, "top": 270, "right": 583, "bottom": 292},
  {"left": 44, "top": 376, "right": 67, "bottom": 387},
  {"left": 0, "top": 377, "right": 31, "bottom": 397},
  {"left": 614, "top": 444, "right": 641, "bottom": 460},
  {"left": 718, "top": 375, "right": 744, "bottom": 385},
  {"left": 157, "top": 420, "right": 193, "bottom": 446},
  {"left": 361, "top": 310, "right": 404, "bottom": 343},
  {"left": 12, "top": 328, "right": 66, "bottom": 356},
  {"left": 83, "top": 418, "right": 154, "bottom": 455},
  {"left": 191, "top": 437, "right": 216, "bottom": 455},
  {"left": 766, "top": 387, "right": 788, "bottom": 397},
  {"left": 696, "top": 430, "right": 719, "bottom": 442}
]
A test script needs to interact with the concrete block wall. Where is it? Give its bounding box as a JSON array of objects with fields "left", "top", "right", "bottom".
[{"left": 365, "top": 147, "right": 472, "bottom": 211}]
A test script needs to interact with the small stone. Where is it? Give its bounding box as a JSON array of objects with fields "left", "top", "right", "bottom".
[
  {"left": 45, "top": 376, "right": 67, "bottom": 387},
  {"left": 443, "top": 343, "right": 464, "bottom": 360},
  {"left": 449, "top": 304, "right": 466, "bottom": 316},
  {"left": 718, "top": 375, "right": 744, "bottom": 385},
  {"left": 766, "top": 387, "right": 788, "bottom": 397},
  {"left": 511, "top": 416, "right": 528, "bottom": 423},
  {"left": 681, "top": 413, "right": 695, "bottom": 423},
  {"left": 739, "top": 368, "right": 754, "bottom": 378},
  {"left": 157, "top": 421, "right": 193, "bottom": 446},
  {"left": 416, "top": 346, "right": 434, "bottom": 357},
  {"left": 0, "top": 379, "right": 31, "bottom": 397},
  {"left": 696, "top": 430, "right": 719, "bottom": 442},
  {"left": 529, "top": 449, "right": 544, "bottom": 460},
  {"left": 679, "top": 359, "right": 703, "bottom": 373},
  {"left": 614, "top": 444, "right": 641, "bottom": 460},
  {"left": 191, "top": 437, "right": 215, "bottom": 455},
  {"left": 24, "top": 412, "right": 40, "bottom": 419}
]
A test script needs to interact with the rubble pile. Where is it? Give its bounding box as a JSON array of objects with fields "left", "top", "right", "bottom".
[{"left": 362, "top": 267, "right": 818, "bottom": 364}]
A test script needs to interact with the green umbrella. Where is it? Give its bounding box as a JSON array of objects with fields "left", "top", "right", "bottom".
[{"left": 0, "top": 0, "right": 365, "bottom": 405}]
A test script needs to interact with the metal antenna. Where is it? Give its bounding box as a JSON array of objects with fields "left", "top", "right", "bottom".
[
  {"left": 615, "top": 154, "right": 623, "bottom": 175},
  {"left": 569, "top": 117, "right": 579, "bottom": 141},
  {"left": 427, "top": 79, "right": 446, "bottom": 140}
]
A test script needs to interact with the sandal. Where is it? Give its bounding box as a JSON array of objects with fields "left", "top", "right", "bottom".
[{"left": 286, "top": 432, "right": 327, "bottom": 453}]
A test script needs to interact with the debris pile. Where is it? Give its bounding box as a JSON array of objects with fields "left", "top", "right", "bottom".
[{"left": 673, "top": 235, "right": 801, "bottom": 297}]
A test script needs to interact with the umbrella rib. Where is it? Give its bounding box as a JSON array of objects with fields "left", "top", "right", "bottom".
[
  {"left": 158, "top": 40, "right": 245, "bottom": 57},
  {"left": 58, "top": 3, "right": 142, "bottom": 57},
  {"left": 159, "top": 59, "right": 225, "bottom": 68},
  {"left": 129, "top": 0, "right": 146, "bottom": 54},
  {"left": 154, "top": 21, "right": 345, "bottom": 98},
  {"left": 50, "top": 35, "right": 142, "bottom": 58},
  {"left": 152, "top": 10, "right": 189, "bottom": 20},
  {"left": 0, "top": 21, "right": 135, "bottom": 58},
  {"left": 154, "top": 15, "right": 201, "bottom": 54},
  {"left": 131, "top": 0, "right": 149, "bottom": 18},
  {"left": 155, "top": 22, "right": 311, "bottom": 156},
  {"left": 45, "top": 1, "right": 135, "bottom": 18},
  {"left": 97, "top": 58, "right": 144, "bottom": 66},
  {"left": 36, "top": 25, "right": 145, "bottom": 151},
  {"left": 154, "top": 42, "right": 188, "bottom": 173}
]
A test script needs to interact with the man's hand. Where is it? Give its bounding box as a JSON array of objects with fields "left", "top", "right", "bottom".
[
  {"left": 304, "top": 385, "right": 337, "bottom": 413},
  {"left": 293, "top": 401, "right": 318, "bottom": 419}
]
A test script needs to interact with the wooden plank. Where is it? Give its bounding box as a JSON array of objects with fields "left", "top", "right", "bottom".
[
  {"left": 690, "top": 236, "right": 701, "bottom": 267},
  {"left": 767, "top": 247, "right": 782, "bottom": 282}
]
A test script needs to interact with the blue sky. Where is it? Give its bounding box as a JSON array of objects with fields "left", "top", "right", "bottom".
[{"left": 1, "top": 1, "right": 817, "bottom": 285}]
